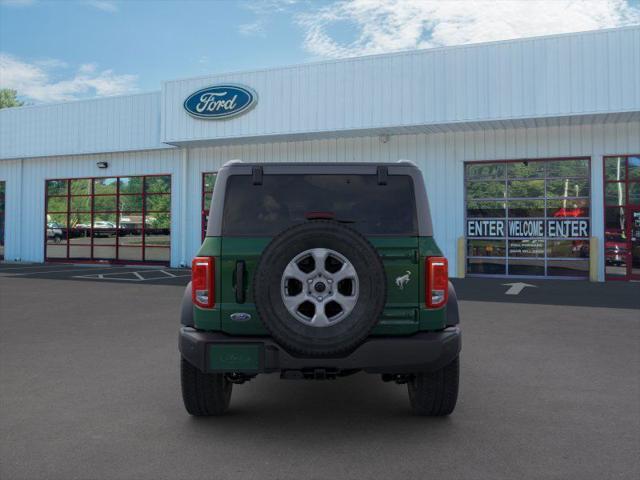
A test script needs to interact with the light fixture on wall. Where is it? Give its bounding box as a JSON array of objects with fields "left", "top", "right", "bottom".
[
  {"left": 379, "top": 133, "right": 390, "bottom": 144},
  {"left": 96, "top": 161, "right": 109, "bottom": 169}
]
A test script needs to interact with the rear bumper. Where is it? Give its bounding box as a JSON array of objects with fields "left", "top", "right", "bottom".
[{"left": 179, "top": 326, "right": 461, "bottom": 374}]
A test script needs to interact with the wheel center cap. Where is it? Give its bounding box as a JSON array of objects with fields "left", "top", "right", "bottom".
[{"left": 314, "top": 282, "right": 327, "bottom": 293}]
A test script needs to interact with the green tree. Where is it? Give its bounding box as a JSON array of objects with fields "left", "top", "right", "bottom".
[{"left": 0, "top": 89, "right": 24, "bottom": 109}]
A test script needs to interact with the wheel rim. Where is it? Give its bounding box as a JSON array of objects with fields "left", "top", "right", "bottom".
[{"left": 281, "top": 248, "right": 359, "bottom": 328}]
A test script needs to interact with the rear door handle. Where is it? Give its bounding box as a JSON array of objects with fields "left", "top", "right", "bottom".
[{"left": 235, "top": 261, "right": 246, "bottom": 304}]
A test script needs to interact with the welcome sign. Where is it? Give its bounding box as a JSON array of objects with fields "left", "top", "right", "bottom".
[
  {"left": 467, "top": 219, "right": 590, "bottom": 238},
  {"left": 184, "top": 84, "right": 257, "bottom": 119}
]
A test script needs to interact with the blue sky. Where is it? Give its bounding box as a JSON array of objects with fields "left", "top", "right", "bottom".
[{"left": 1, "top": 0, "right": 639, "bottom": 104}]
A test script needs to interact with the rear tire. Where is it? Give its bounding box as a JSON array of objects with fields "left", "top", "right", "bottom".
[
  {"left": 181, "top": 357, "right": 232, "bottom": 416},
  {"left": 407, "top": 356, "right": 459, "bottom": 416}
]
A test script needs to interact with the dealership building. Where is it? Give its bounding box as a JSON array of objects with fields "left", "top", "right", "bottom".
[{"left": 1, "top": 26, "right": 639, "bottom": 281}]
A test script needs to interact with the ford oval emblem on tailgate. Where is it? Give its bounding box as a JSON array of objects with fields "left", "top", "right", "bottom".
[{"left": 183, "top": 84, "right": 257, "bottom": 119}]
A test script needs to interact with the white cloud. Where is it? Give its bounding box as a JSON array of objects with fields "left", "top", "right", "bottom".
[
  {"left": 83, "top": 0, "right": 118, "bottom": 13},
  {"left": 0, "top": 53, "right": 138, "bottom": 103},
  {"left": 238, "top": 19, "right": 266, "bottom": 36},
  {"left": 297, "top": 0, "right": 640, "bottom": 58}
]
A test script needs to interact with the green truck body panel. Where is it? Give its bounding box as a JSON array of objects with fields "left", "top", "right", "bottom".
[{"left": 193, "top": 235, "right": 446, "bottom": 335}]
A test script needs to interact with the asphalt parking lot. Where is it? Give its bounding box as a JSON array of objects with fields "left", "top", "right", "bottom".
[{"left": 1, "top": 265, "right": 638, "bottom": 480}]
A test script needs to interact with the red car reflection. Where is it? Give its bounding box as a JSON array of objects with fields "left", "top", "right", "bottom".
[
  {"left": 553, "top": 207, "right": 586, "bottom": 218},
  {"left": 605, "top": 233, "right": 627, "bottom": 266}
]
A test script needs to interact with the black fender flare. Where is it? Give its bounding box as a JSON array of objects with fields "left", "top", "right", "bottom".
[
  {"left": 180, "top": 282, "right": 194, "bottom": 327},
  {"left": 446, "top": 281, "right": 460, "bottom": 326}
]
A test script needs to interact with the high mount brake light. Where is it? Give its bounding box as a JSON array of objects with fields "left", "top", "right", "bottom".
[
  {"left": 192, "top": 257, "right": 215, "bottom": 308},
  {"left": 426, "top": 256, "right": 448, "bottom": 308}
]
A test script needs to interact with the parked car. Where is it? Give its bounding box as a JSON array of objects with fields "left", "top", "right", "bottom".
[
  {"left": 179, "top": 161, "right": 461, "bottom": 417},
  {"left": 46, "top": 222, "right": 64, "bottom": 243},
  {"left": 92, "top": 221, "right": 116, "bottom": 237}
]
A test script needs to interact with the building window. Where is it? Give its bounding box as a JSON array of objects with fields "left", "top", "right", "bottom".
[
  {"left": 45, "top": 175, "right": 171, "bottom": 264},
  {"left": 603, "top": 155, "right": 640, "bottom": 280},
  {"left": 0, "top": 181, "right": 5, "bottom": 260},
  {"left": 202, "top": 172, "right": 217, "bottom": 240},
  {"left": 465, "top": 158, "right": 591, "bottom": 278}
]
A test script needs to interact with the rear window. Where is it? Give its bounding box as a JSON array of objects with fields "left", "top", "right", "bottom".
[{"left": 221, "top": 174, "right": 417, "bottom": 236}]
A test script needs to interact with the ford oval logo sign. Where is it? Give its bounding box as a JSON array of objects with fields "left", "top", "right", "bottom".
[{"left": 183, "top": 84, "right": 257, "bottom": 120}]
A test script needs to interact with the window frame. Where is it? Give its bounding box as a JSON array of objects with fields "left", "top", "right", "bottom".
[
  {"left": 464, "top": 157, "right": 592, "bottom": 278},
  {"left": 44, "top": 174, "right": 171, "bottom": 265},
  {"left": 0, "top": 180, "right": 5, "bottom": 260},
  {"left": 602, "top": 154, "right": 640, "bottom": 281},
  {"left": 201, "top": 172, "right": 218, "bottom": 241}
]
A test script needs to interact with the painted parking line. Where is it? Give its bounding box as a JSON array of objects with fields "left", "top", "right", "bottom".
[
  {"left": 0, "top": 264, "right": 82, "bottom": 272},
  {"left": 72, "top": 269, "right": 190, "bottom": 282},
  {"left": 0, "top": 267, "right": 132, "bottom": 277}
]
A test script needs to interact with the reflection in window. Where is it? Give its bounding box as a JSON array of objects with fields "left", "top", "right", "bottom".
[
  {"left": 605, "top": 183, "right": 625, "bottom": 206},
  {"left": 47, "top": 180, "right": 67, "bottom": 196},
  {"left": 0, "top": 181, "right": 5, "bottom": 260},
  {"left": 45, "top": 175, "right": 171, "bottom": 263},
  {"left": 467, "top": 258, "right": 506, "bottom": 275},
  {"left": 507, "top": 180, "right": 544, "bottom": 198},
  {"left": 466, "top": 201, "right": 506, "bottom": 218},
  {"left": 546, "top": 179, "right": 590, "bottom": 198},
  {"left": 202, "top": 172, "right": 218, "bottom": 241},
  {"left": 507, "top": 161, "right": 545, "bottom": 179},
  {"left": 465, "top": 158, "right": 590, "bottom": 278},
  {"left": 629, "top": 183, "right": 640, "bottom": 205},
  {"left": 629, "top": 156, "right": 640, "bottom": 180},
  {"left": 547, "top": 240, "right": 589, "bottom": 258},
  {"left": 119, "top": 177, "right": 143, "bottom": 194},
  {"left": 70, "top": 179, "right": 91, "bottom": 195},
  {"left": 547, "top": 159, "right": 589, "bottom": 178},
  {"left": 604, "top": 157, "right": 626, "bottom": 181},
  {"left": 465, "top": 163, "right": 505, "bottom": 180},
  {"left": 508, "top": 200, "right": 545, "bottom": 218},
  {"left": 94, "top": 178, "right": 117, "bottom": 194},
  {"left": 547, "top": 199, "right": 589, "bottom": 218},
  {"left": 508, "top": 259, "right": 544, "bottom": 276},
  {"left": 508, "top": 240, "right": 545, "bottom": 257},
  {"left": 467, "top": 240, "right": 506, "bottom": 257},
  {"left": 94, "top": 196, "right": 117, "bottom": 212},
  {"left": 145, "top": 176, "right": 171, "bottom": 193},
  {"left": 547, "top": 260, "right": 589, "bottom": 277},
  {"left": 466, "top": 181, "right": 505, "bottom": 199}
]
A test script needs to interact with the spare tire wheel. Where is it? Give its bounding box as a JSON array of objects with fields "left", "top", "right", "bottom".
[{"left": 253, "top": 220, "right": 386, "bottom": 357}]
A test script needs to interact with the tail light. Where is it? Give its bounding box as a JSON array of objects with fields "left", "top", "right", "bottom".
[
  {"left": 426, "top": 256, "right": 448, "bottom": 308},
  {"left": 192, "top": 256, "right": 215, "bottom": 308}
]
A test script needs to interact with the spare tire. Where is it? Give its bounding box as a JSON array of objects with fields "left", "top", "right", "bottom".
[{"left": 253, "top": 220, "right": 386, "bottom": 357}]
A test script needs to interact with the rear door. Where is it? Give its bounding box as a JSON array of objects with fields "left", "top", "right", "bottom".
[{"left": 217, "top": 171, "right": 421, "bottom": 336}]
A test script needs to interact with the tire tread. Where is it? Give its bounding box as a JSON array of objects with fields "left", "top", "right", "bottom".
[{"left": 181, "top": 358, "right": 232, "bottom": 416}]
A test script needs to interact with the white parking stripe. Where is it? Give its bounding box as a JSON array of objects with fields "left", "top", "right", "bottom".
[
  {"left": 71, "top": 269, "right": 190, "bottom": 282},
  {"left": 0, "top": 267, "right": 129, "bottom": 277}
]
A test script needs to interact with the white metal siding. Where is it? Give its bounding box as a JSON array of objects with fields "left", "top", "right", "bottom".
[
  {"left": 0, "top": 92, "right": 168, "bottom": 160},
  {"left": 0, "top": 149, "right": 184, "bottom": 265},
  {"left": 2, "top": 119, "right": 638, "bottom": 279},
  {"left": 163, "top": 27, "right": 640, "bottom": 145},
  {"left": 186, "top": 120, "right": 640, "bottom": 280}
]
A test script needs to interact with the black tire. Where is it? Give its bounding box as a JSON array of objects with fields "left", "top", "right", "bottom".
[
  {"left": 407, "top": 356, "right": 459, "bottom": 416},
  {"left": 180, "top": 357, "right": 232, "bottom": 416},
  {"left": 253, "top": 220, "right": 386, "bottom": 357}
]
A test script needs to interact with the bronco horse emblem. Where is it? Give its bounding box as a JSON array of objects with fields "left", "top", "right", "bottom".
[{"left": 395, "top": 271, "right": 411, "bottom": 290}]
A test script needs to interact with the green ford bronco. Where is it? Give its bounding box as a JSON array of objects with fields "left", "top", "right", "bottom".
[{"left": 179, "top": 161, "right": 461, "bottom": 416}]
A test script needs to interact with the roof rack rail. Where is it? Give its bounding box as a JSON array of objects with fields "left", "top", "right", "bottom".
[
  {"left": 397, "top": 159, "right": 417, "bottom": 166},
  {"left": 223, "top": 159, "right": 243, "bottom": 167}
]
